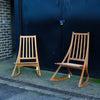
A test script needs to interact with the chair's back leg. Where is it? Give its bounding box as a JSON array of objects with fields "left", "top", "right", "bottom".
[
  {"left": 85, "top": 66, "right": 89, "bottom": 77},
  {"left": 67, "top": 68, "right": 72, "bottom": 75},
  {"left": 36, "top": 64, "right": 41, "bottom": 76}
]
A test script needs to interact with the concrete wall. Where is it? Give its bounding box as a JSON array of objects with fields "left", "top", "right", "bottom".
[{"left": 0, "top": 0, "right": 13, "bottom": 60}]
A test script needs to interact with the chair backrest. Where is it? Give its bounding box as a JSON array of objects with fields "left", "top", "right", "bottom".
[
  {"left": 17, "top": 35, "right": 38, "bottom": 62},
  {"left": 67, "top": 32, "right": 89, "bottom": 66}
]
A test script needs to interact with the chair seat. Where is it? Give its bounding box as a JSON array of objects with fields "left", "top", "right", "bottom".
[
  {"left": 14, "top": 62, "right": 38, "bottom": 67},
  {"left": 55, "top": 63, "right": 83, "bottom": 70}
]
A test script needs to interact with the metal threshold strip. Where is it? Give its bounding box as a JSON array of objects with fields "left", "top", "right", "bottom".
[{"left": 0, "top": 76, "right": 99, "bottom": 100}]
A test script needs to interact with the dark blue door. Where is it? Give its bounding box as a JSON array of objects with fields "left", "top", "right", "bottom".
[{"left": 15, "top": 0, "right": 100, "bottom": 78}]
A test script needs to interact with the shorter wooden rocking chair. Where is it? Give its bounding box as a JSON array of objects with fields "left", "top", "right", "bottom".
[
  {"left": 11, "top": 35, "right": 41, "bottom": 77},
  {"left": 51, "top": 32, "right": 90, "bottom": 87}
]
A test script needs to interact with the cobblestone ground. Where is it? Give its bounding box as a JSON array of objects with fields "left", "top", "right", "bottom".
[{"left": 0, "top": 84, "right": 99, "bottom": 100}]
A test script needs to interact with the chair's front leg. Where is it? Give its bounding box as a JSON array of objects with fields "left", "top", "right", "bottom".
[
  {"left": 78, "top": 66, "right": 89, "bottom": 87},
  {"left": 50, "top": 66, "right": 61, "bottom": 81},
  {"left": 50, "top": 66, "right": 72, "bottom": 81},
  {"left": 11, "top": 65, "right": 21, "bottom": 77}
]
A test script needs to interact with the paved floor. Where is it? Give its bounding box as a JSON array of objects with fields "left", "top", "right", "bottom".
[
  {"left": 0, "top": 54, "right": 100, "bottom": 100},
  {"left": 0, "top": 84, "right": 66, "bottom": 100},
  {"left": 0, "top": 84, "right": 99, "bottom": 100}
]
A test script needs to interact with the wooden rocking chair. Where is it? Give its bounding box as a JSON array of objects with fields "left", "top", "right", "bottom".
[
  {"left": 51, "top": 32, "right": 90, "bottom": 87},
  {"left": 11, "top": 35, "right": 41, "bottom": 77}
]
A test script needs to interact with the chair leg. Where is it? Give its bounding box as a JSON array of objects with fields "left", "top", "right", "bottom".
[
  {"left": 36, "top": 65, "right": 41, "bottom": 76},
  {"left": 11, "top": 65, "right": 21, "bottom": 77},
  {"left": 78, "top": 66, "right": 89, "bottom": 87},
  {"left": 50, "top": 66, "right": 72, "bottom": 81}
]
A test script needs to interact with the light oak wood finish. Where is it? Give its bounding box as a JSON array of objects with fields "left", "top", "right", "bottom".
[
  {"left": 11, "top": 35, "right": 41, "bottom": 77},
  {"left": 51, "top": 32, "right": 90, "bottom": 87}
]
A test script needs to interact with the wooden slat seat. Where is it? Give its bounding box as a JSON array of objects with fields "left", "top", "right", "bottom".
[
  {"left": 11, "top": 35, "right": 41, "bottom": 77},
  {"left": 14, "top": 62, "right": 38, "bottom": 67},
  {"left": 55, "top": 63, "right": 83, "bottom": 70},
  {"left": 51, "top": 32, "right": 90, "bottom": 87}
]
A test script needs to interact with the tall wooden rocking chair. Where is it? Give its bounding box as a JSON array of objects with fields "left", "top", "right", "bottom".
[
  {"left": 51, "top": 32, "right": 90, "bottom": 87},
  {"left": 11, "top": 35, "right": 41, "bottom": 77}
]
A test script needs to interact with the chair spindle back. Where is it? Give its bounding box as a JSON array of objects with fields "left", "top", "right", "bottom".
[
  {"left": 17, "top": 36, "right": 38, "bottom": 62},
  {"left": 68, "top": 32, "right": 89, "bottom": 64}
]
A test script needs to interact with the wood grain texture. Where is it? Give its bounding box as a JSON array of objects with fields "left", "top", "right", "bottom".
[
  {"left": 51, "top": 32, "right": 90, "bottom": 87},
  {"left": 11, "top": 35, "right": 41, "bottom": 77}
]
